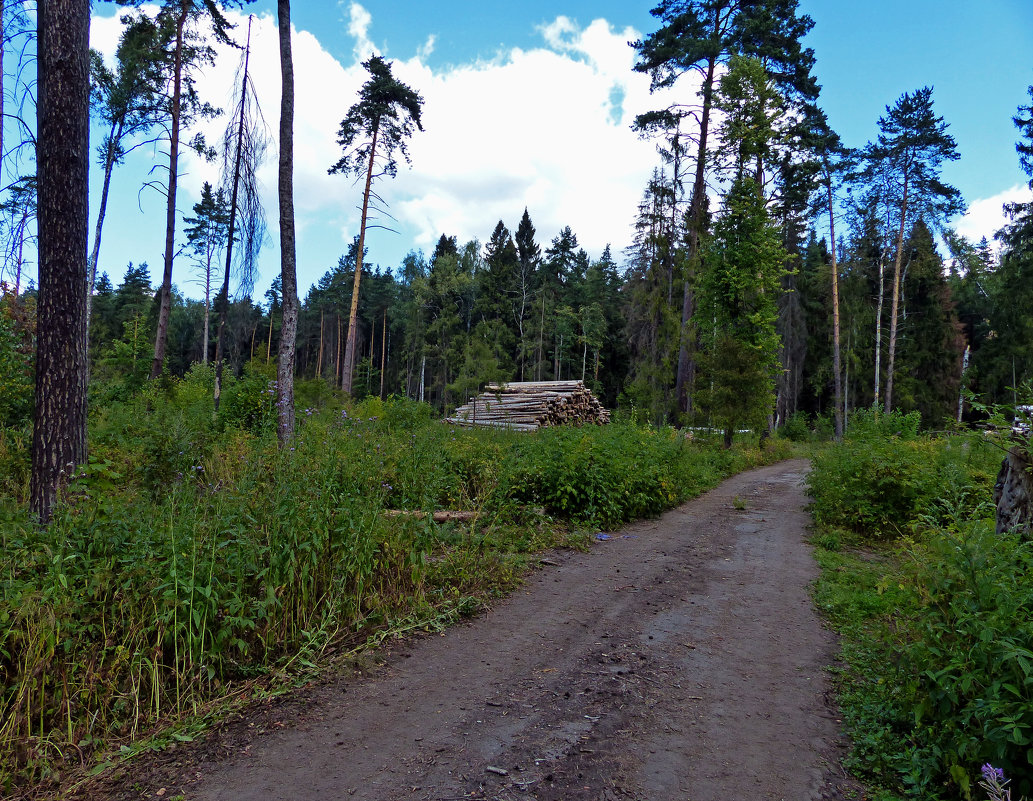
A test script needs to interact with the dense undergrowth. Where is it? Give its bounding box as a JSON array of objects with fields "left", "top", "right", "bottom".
[
  {"left": 807, "top": 408, "right": 1032, "bottom": 800},
  {"left": 0, "top": 362, "right": 789, "bottom": 797}
]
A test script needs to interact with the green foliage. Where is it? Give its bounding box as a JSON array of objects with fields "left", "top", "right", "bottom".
[
  {"left": 0, "top": 384, "right": 784, "bottom": 791},
  {"left": 0, "top": 294, "right": 33, "bottom": 429},
  {"left": 809, "top": 426, "right": 1030, "bottom": 799},
  {"left": 697, "top": 335, "right": 774, "bottom": 446},
  {"left": 217, "top": 360, "right": 277, "bottom": 434}
]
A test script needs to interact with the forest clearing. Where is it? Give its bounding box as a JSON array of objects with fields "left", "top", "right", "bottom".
[{"left": 2, "top": 0, "right": 1033, "bottom": 799}]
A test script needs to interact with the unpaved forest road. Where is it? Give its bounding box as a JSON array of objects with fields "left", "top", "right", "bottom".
[{"left": 97, "top": 459, "right": 866, "bottom": 801}]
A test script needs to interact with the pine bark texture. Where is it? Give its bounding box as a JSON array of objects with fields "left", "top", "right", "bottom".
[
  {"left": 31, "top": 0, "right": 91, "bottom": 522},
  {"left": 884, "top": 180, "right": 909, "bottom": 411},
  {"left": 276, "top": 0, "right": 298, "bottom": 444}
]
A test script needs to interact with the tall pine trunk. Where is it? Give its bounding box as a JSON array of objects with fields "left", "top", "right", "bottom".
[
  {"left": 826, "top": 174, "right": 843, "bottom": 441},
  {"left": 341, "top": 120, "right": 380, "bottom": 395},
  {"left": 151, "top": 4, "right": 186, "bottom": 378},
  {"left": 873, "top": 232, "right": 888, "bottom": 406},
  {"left": 276, "top": 0, "right": 298, "bottom": 443},
  {"left": 31, "top": 0, "right": 90, "bottom": 523},
  {"left": 884, "top": 179, "right": 910, "bottom": 412}
]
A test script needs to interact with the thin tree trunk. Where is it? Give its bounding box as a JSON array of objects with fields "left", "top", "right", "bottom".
[
  {"left": 335, "top": 315, "right": 342, "bottom": 382},
  {"left": 214, "top": 17, "right": 254, "bottom": 411},
  {"left": 151, "top": 4, "right": 186, "bottom": 379},
  {"left": 316, "top": 307, "right": 324, "bottom": 377},
  {"left": 341, "top": 120, "right": 380, "bottom": 395},
  {"left": 957, "top": 345, "right": 970, "bottom": 424},
  {"left": 265, "top": 306, "right": 273, "bottom": 361},
  {"left": 380, "top": 307, "right": 386, "bottom": 398},
  {"left": 87, "top": 120, "right": 123, "bottom": 326},
  {"left": 277, "top": 0, "right": 299, "bottom": 444},
  {"left": 883, "top": 180, "right": 909, "bottom": 413},
  {"left": 827, "top": 175, "right": 843, "bottom": 441},
  {"left": 249, "top": 323, "right": 257, "bottom": 361},
  {"left": 536, "top": 291, "right": 545, "bottom": 381},
  {"left": 31, "top": 0, "right": 90, "bottom": 524},
  {"left": 419, "top": 354, "right": 425, "bottom": 403},
  {"left": 202, "top": 294, "right": 210, "bottom": 363},
  {"left": 873, "top": 237, "right": 887, "bottom": 406}
]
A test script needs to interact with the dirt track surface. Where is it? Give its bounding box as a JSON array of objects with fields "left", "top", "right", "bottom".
[{"left": 98, "top": 459, "right": 865, "bottom": 801}]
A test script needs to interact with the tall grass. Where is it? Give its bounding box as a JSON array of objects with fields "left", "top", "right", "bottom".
[{"left": 0, "top": 370, "right": 788, "bottom": 795}]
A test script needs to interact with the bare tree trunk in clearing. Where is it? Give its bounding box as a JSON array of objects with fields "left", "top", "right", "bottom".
[
  {"left": 276, "top": 0, "right": 299, "bottom": 445},
  {"left": 341, "top": 121, "right": 380, "bottom": 395}
]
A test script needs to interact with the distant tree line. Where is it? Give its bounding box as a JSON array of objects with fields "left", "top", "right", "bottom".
[{"left": 2, "top": 0, "right": 1033, "bottom": 521}]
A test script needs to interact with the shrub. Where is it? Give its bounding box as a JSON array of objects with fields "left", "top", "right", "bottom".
[{"left": 807, "top": 436, "right": 941, "bottom": 538}]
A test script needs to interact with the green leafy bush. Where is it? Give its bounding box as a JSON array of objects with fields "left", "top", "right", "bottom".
[
  {"left": 902, "top": 525, "right": 1033, "bottom": 798},
  {"left": 808, "top": 424, "right": 1030, "bottom": 799},
  {"left": 807, "top": 436, "right": 941, "bottom": 538}
]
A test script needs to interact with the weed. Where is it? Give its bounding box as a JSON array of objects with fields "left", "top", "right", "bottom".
[{"left": 0, "top": 383, "right": 786, "bottom": 794}]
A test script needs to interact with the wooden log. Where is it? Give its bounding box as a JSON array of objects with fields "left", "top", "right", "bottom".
[{"left": 384, "top": 509, "right": 479, "bottom": 523}]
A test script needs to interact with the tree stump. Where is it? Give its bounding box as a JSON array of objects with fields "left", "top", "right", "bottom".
[{"left": 995, "top": 446, "right": 1033, "bottom": 537}]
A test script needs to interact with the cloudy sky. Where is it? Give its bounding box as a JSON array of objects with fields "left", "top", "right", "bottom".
[{"left": 69, "top": 0, "right": 1033, "bottom": 300}]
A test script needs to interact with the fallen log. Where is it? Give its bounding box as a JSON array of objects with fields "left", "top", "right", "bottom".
[{"left": 383, "top": 509, "right": 479, "bottom": 523}]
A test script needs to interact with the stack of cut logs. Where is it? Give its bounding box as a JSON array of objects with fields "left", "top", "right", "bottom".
[{"left": 445, "top": 380, "right": 610, "bottom": 431}]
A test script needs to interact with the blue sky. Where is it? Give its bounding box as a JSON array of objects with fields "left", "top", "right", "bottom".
[{"left": 10, "top": 1, "right": 1032, "bottom": 301}]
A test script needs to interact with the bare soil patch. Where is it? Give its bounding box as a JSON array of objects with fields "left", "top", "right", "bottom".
[{"left": 86, "top": 459, "right": 866, "bottom": 801}]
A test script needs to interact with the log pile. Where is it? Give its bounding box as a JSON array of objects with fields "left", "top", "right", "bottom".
[{"left": 445, "top": 380, "right": 610, "bottom": 431}]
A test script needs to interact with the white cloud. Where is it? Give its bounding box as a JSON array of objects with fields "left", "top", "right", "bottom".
[
  {"left": 957, "top": 184, "right": 1033, "bottom": 245},
  {"left": 347, "top": 1, "right": 375, "bottom": 62},
  {"left": 87, "top": 5, "right": 698, "bottom": 296}
]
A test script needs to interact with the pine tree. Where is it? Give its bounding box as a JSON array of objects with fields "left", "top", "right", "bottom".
[
  {"left": 88, "top": 15, "right": 168, "bottom": 312},
  {"left": 329, "top": 55, "right": 424, "bottom": 395},
  {"left": 276, "top": 0, "right": 299, "bottom": 444},
  {"left": 632, "top": 0, "right": 817, "bottom": 417},
  {"left": 859, "top": 87, "right": 963, "bottom": 411}
]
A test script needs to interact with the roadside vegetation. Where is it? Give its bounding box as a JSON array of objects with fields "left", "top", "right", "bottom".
[
  {"left": 807, "top": 408, "right": 1031, "bottom": 800},
  {"left": 0, "top": 365, "right": 790, "bottom": 797}
]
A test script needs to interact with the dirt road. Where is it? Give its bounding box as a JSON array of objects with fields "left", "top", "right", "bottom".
[{"left": 101, "top": 459, "right": 864, "bottom": 801}]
